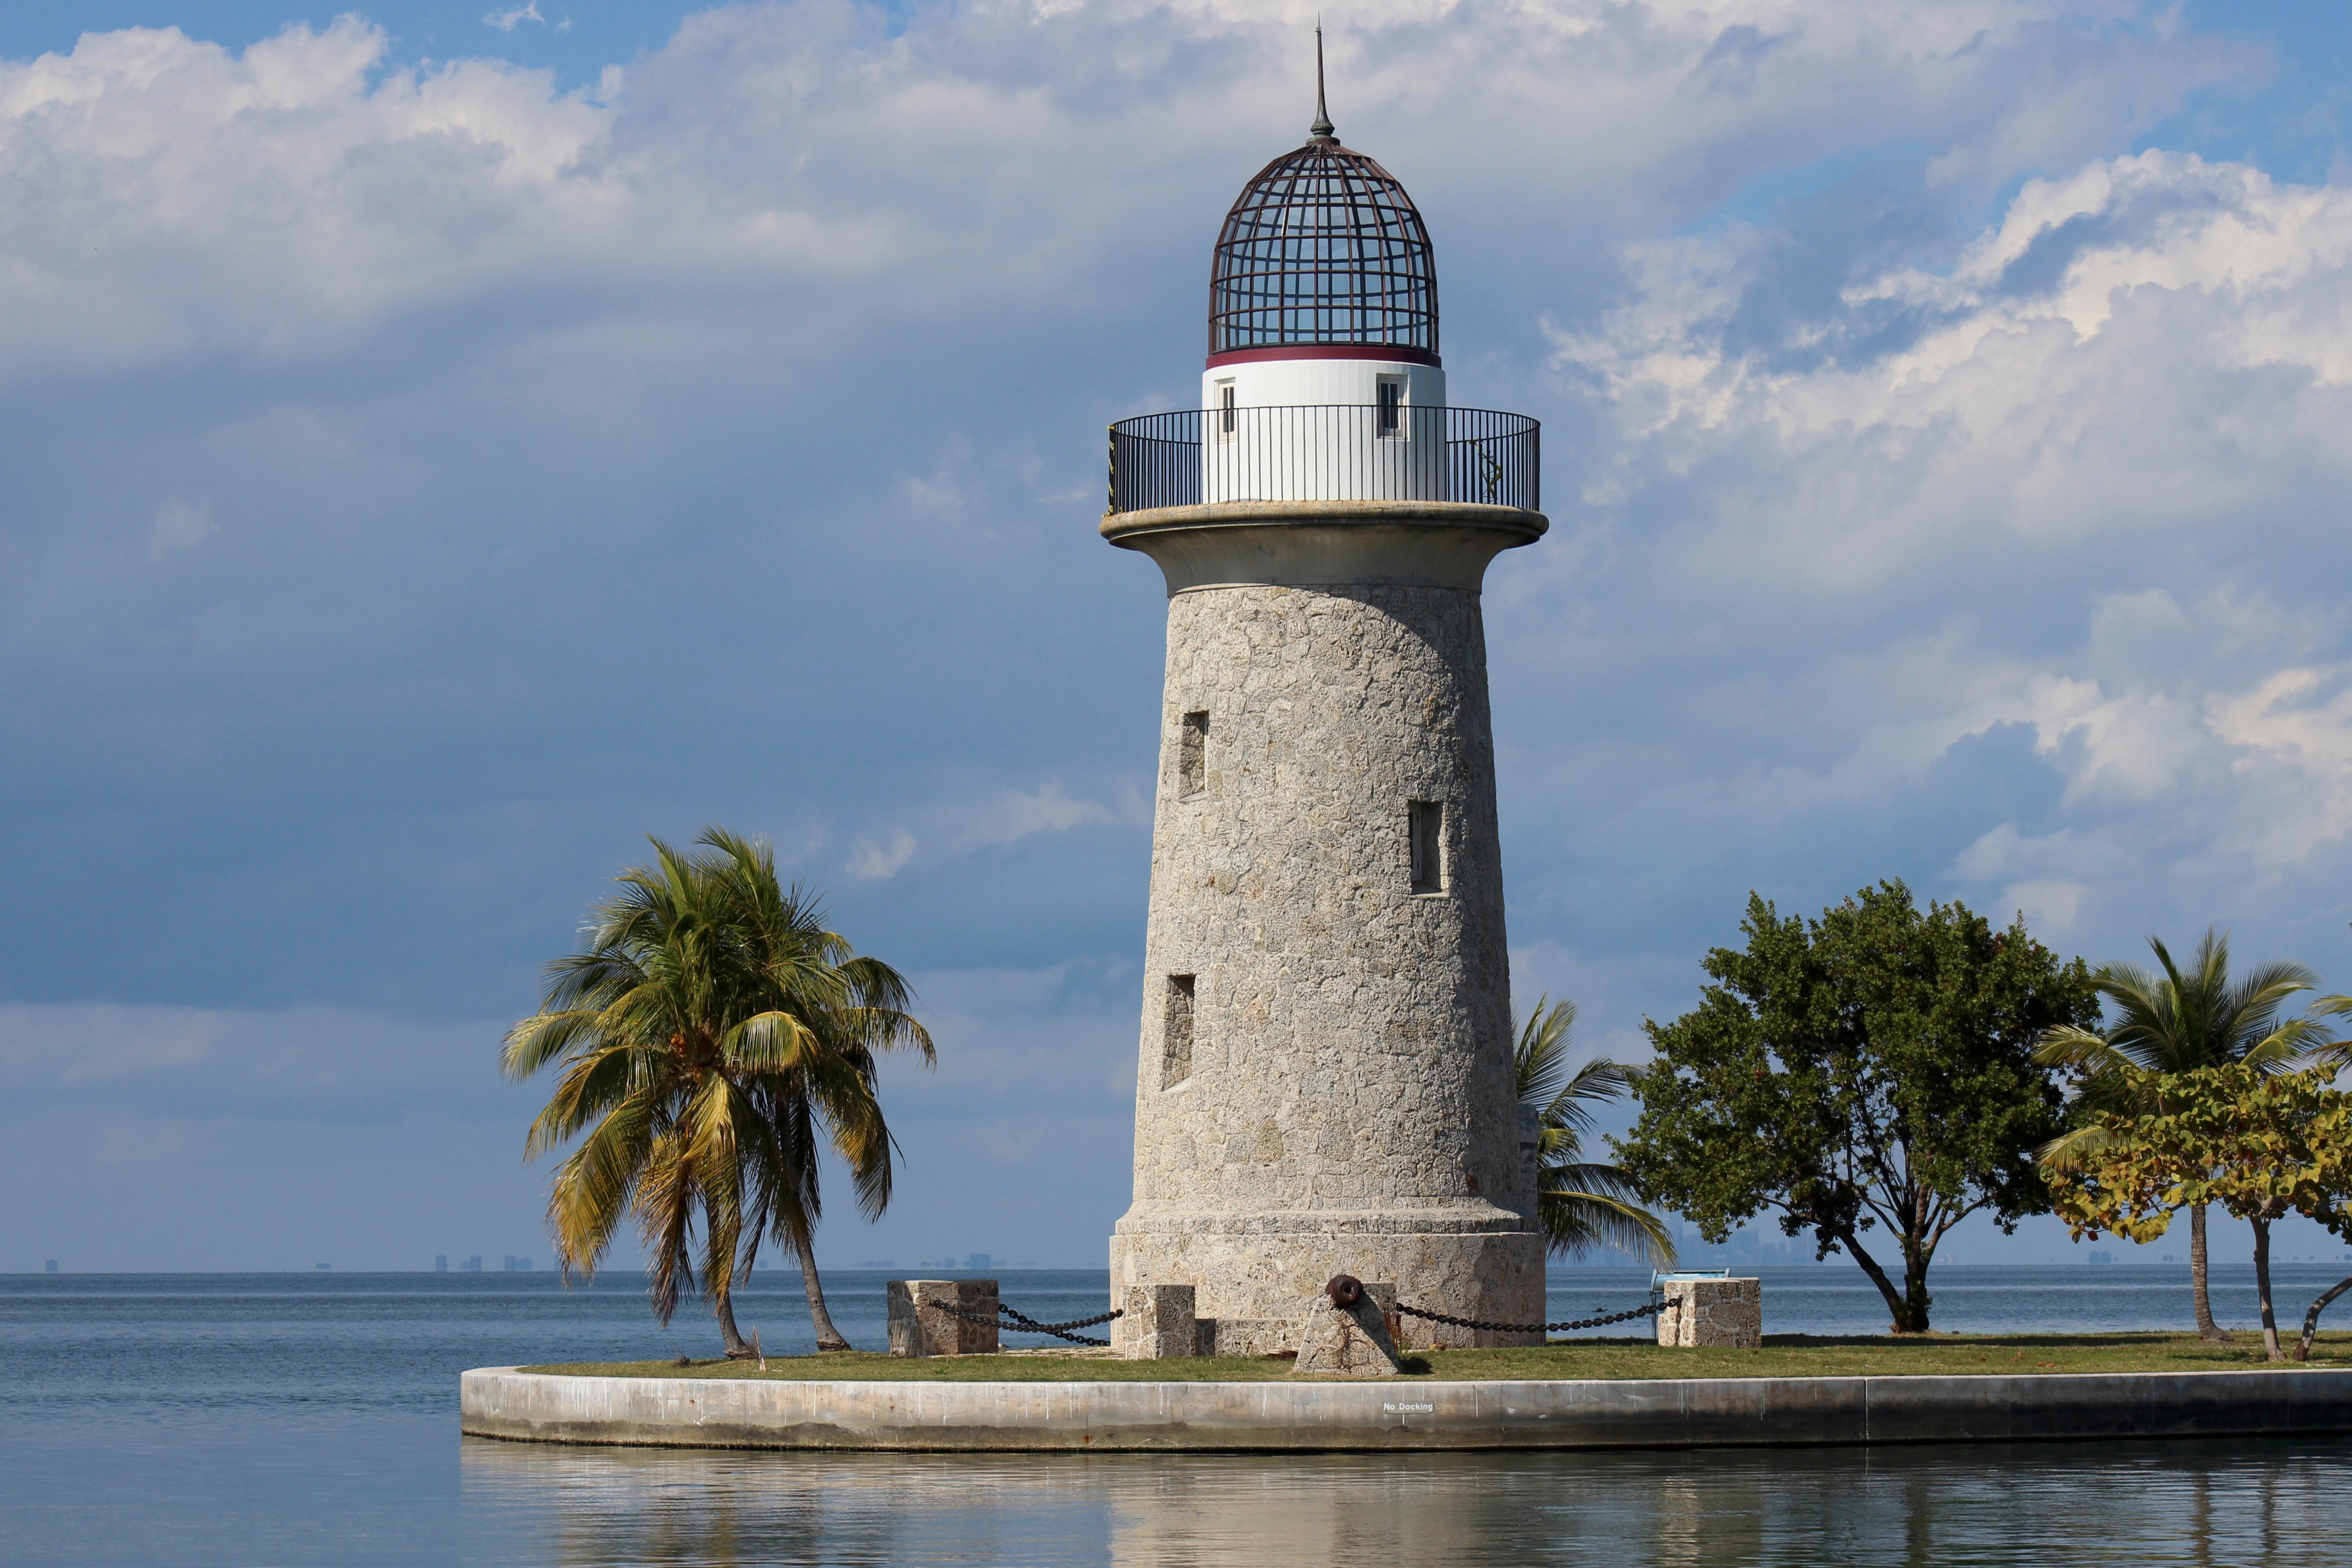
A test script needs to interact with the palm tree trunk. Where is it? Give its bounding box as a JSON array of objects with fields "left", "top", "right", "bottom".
[
  {"left": 715, "top": 1287, "right": 755, "bottom": 1358},
  {"left": 2189, "top": 1203, "right": 2227, "bottom": 1342},
  {"left": 798, "top": 1244, "right": 852, "bottom": 1351},
  {"left": 2252, "top": 1217, "right": 2283, "bottom": 1362}
]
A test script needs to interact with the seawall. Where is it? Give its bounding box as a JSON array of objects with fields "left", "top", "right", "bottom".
[{"left": 460, "top": 1366, "right": 2352, "bottom": 1453}]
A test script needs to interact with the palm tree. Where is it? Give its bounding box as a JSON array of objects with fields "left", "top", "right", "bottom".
[
  {"left": 2034, "top": 929, "right": 2324, "bottom": 1342},
  {"left": 502, "top": 829, "right": 934, "bottom": 1356},
  {"left": 1515, "top": 996, "right": 1676, "bottom": 1266}
]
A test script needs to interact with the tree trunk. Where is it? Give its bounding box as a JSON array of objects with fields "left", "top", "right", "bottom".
[
  {"left": 2295, "top": 1275, "right": 2352, "bottom": 1362},
  {"left": 2189, "top": 1203, "right": 2227, "bottom": 1342},
  {"left": 798, "top": 1244, "right": 852, "bottom": 1352},
  {"left": 716, "top": 1288, "right": 755, "bottom": 1359},
  {"left": 1840, "top": 1230, "right": 1928, "bottom": 1333},
  {"left": 2252, "top": 1217, "right": 2283, "bottom": 1362},
  {"left": 1899, "top": 1237, "right": 1934, "bottom": 1335}
]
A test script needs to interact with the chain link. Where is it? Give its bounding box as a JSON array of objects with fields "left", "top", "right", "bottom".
[
  {"left": 1394, "top": 1298, "right": 1667, "bottom": 1335},
  {"left": 912, "top": 1293, "right": 1663, "bottom": 1348},
  {"left": 918, "top": 1297, "right": 1126, "bottom": 1347},
  {"left": 998, "top": 1302, "right": 1123, "bottom": 1340}
]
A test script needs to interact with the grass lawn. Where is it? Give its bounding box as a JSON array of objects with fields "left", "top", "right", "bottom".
[{"left": 521, "top": 1331, "right": 2352, "bottom": 1383}]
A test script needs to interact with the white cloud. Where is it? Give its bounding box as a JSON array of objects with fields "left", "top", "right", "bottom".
[
  {"left": 2210, "top": 667, "right": 2352, "bottom": 862},
  {"left": 146, "top": 498, "right": 214, "bottom": 560},
  {"left": 0, "top": 3, "right": 2244, "bottom": 388},
  {"left": 848, "top": 830, "right": 919, "bottom": 880},
  {"left": 1536, "top": 139, "right": 2352, "bottom": 944},
  {"left": 1565, "top": 148, "right": 2352, "bottom": 579},
  {"left": 1999, "top": 879, "right": 2087, "bottom": 934},
  {"left": 0, "top": 1003, "right": 225, "bottom": 1082},
  {"left": 936, "top": 783, "right": 1121, "bottom": 853},
  {"left": 842, "top": 783, "right": 1123, "bottom": 880},
  {"left": 484, "top": 3, "right": 547, "bottom": 32},
  {"left": 96, "top": 1116, "right": 189, "bottom": 1166},
  {"left": 0, "top": 1003, "right": 500, "bottom": 1104},
  {"left": 0, "top": 1, "right": 2332, "bottom": 1264}
]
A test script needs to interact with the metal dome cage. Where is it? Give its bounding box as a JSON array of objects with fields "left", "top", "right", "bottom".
[{"left": 1208, "top": 136, "right": 1439, "bottom": 361}]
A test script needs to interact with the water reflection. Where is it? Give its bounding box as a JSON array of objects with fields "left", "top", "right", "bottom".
[{"left": 462, "top": 1434, "right": 2352, "bottom": 1567}]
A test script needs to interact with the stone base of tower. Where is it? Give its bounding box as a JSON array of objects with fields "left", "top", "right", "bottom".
[{"left": 1109, "top": 1209, "right": 1545, "bottom": 1353}]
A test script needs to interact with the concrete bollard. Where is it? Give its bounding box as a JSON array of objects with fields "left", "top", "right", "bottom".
[
  {"left": 1290, "top": 1277, "right": 1404, "bottom": 1378},
  {"left": 1655, "top": 1276, "right": 1761, "bottom": 1349},
  {"left": 1120, "top": 1284, "right": 1197, "bottom": 1359},
  {"left": 887, "top": 1279, "right": 1000, "bottom": 1357}
]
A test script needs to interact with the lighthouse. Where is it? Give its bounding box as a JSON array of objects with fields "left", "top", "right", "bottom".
[{"left": 1102, "top": 57, "right": 1548, "bottom": 1352}]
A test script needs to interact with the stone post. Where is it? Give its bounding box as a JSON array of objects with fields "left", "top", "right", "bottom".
[
  {"left": 1121, "top": 1284, "right": 1198, "bottom": 1360},
  {"left": 1654, "top": 1277, "right": 1761, "bottom": 1348},
  {"left": 887, "top": 1279, "right": 1000, "bottom": 1357}
]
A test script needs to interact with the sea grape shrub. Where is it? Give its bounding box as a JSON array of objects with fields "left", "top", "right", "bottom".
[{"left": 2042, "top": 1062, "right": 2352, "bottom": 1360}]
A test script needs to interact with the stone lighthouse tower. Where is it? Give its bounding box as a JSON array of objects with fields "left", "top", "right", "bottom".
[{"left": 1103, "top": 64, "right": 1548, "bottom": 1351}]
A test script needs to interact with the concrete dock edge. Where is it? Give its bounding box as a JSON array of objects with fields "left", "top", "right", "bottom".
[{"left": 459, "top": 1366, "right": 2352, "bottom": 1453}]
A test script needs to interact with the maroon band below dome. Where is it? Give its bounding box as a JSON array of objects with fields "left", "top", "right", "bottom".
[{"left": 1205, "top": 344, "right": 1443, "bottom": 370}]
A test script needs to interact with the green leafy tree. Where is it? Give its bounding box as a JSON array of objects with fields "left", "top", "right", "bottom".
[
  {"left": 1514, "top": 997, "right": 1675, "bottom": 1266},
  {"left": 502, "top": 829, "right": 934, "bottom": 1355},
  {"left": 2033, "top": 930, "right": 2324, "bottom": 1341},
  {"left": 2041, "top": 1063, "right": 2352, "bottom": 1361},
  {"left": 1614, "top": 882, "right": 2096, "bottom": 1333}
]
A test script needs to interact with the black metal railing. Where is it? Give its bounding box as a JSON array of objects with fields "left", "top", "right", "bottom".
[{"left": 1106, "top": 405, "right": 1539, "bottom": 514}]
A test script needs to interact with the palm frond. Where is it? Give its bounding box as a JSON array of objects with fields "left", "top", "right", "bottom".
[
  {"left": 2032, "top": 1025, "right": 2122, "bottom": 1071},
  {"left": 729, "top": 1010, "right": 819, "bottom": 1074},
  {"left": 524, "top": 1039, "right": 661, "bottom": 1160},
  {"left": 1511, "top": 993, "right": 1676, "bottom": 1264},
  {"left": 1540, "top": 1056, "right": 1636, "bottom": 1146},
  {"left": 547, "top": 1087, "right": 660, "bottom": 1277},
  {"left": 1536, "top": 1188, "right": 1678, "bottom": 1267},
  {"left": 631, "top": 1129, "right": 699, "bottom": 1325},
  {"left": 1514, "top": 995, "right": 1575, "bottom": 1108},
  {"left": 501, "top": 1008, "right": 604, "bottom": 1081},
  {"left": 2035, "top": 1122, "right": 2130, "bottom": 1173}
]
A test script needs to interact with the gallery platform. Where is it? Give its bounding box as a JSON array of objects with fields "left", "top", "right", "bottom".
[{"left": 460, "top": 1365, "right": 2352, "bottom": 1453}]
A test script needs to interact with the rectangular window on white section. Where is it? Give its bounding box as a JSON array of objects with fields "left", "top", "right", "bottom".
[
  {"left": 1377, "top": 377, "right": 1405, "bottom": 438},
  {"left": 1178, "top": 710, "right": 1208, "bottom": 797},
  {"left": 1163, "top": 975, "right": 1196, "bottom": 1088},
  {"left": 1409, "top": 800, "right": 1446, "bottom": 895},
  {"left": 1217, "top": 381, "right": 1237, "bottom": 439}
]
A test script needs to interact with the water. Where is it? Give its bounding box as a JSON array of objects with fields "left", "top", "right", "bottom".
[{"left": 5, "top": 1265, "right": 2351, "bottom": 1565}]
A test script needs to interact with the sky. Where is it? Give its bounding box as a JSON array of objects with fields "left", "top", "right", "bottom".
[{"left": 8, "top": 0, "right": 2352, "bottom": 1286}]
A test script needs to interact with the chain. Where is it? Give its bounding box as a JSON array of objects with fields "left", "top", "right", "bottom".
[
  {"left": 1394, "top": 1298, "right": 1668, "bottom": 1334},
  {"left": 917, "top": 1298, "right": 1126, "bottom": 1347},
  {"left": 912, "top": 1293, "right": 1662, "bottom": 1348},
  {"left": 997, "top": 1302, "right": 1124, "bottom": 1341}
]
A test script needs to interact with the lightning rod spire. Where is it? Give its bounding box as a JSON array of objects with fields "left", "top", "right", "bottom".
[{"left": 1310, "top": 22, "right": 1334, "bottom": 140}]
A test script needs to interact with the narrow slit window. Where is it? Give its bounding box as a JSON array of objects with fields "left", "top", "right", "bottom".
[
  {"left": 1377, "top": 377, "right": 1405, "bottom": 438},
  {"left": 1217, "top": 381, "right": 1238, "bottom": 438},
  {"left": 1178, "top": 710, "right": 1208, "bottom": 797},
  {"left": 1409, "top": 800, "right": 1446, "bottom": 895},
  {"left": 1162, "top": 974, "right": 1196, "bottom": 1087}
]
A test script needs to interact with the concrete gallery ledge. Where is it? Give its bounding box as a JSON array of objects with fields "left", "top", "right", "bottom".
[{"left": 460, "top": 1366, "right": 2352, "bottom": 1453}]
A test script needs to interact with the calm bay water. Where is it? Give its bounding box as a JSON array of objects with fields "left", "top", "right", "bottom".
[{"left": 4, "top": 1264, "right": 2351, "bottom": 1565}]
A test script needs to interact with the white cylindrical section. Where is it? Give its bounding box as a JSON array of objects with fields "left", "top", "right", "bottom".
[
  {"left": 1202, "top": 357, "right": 1446, "bottom": 409},
  {"left": 1199, "top": 357, "right": 1447, "bottom": 505}
]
